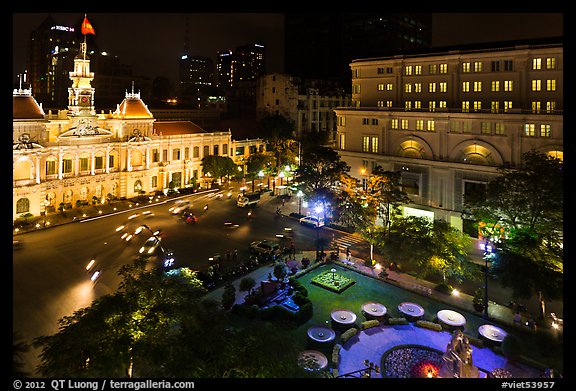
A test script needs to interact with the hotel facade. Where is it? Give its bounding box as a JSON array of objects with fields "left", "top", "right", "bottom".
[
  {"left": 13, "top": 42, "right": 265, "bottom": 222},
  {"left": 335, "top": 40, "right": 563, "bottom": 230}
]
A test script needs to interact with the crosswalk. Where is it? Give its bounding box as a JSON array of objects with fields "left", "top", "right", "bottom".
[{"left": 330, "top": 232, "right": 366, "bottom": 250}]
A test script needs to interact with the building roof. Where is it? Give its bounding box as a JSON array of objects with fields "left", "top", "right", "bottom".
[
  {"left": 13, "top": 90, "right": 45, "bottom": 120},
  {"left": 112, "top": 92, "right": 153, "bottom": 119},
  {"left": 153, "top": 121, "right": 206, "bottom": 136}
]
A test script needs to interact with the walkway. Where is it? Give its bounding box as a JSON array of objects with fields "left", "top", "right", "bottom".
[{"left": 338, "top": 323, "right": 542, "bottom": 378}]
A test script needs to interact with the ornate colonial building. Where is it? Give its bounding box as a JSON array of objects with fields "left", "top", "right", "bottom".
[
  {"left": 13, "top": 40, "right": 256, "bottom": 222},
  {"left": 335, "top": 40, "right": 563, "bottom": 230}
]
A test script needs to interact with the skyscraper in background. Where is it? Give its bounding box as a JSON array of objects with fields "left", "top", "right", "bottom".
[
  {"left": 22, "top": 14, "right": 151, "bottom": 111},
  {"left": 216, "top": 43, "right": 265, "bottom": 92},
  {"left": 284, "top": 13, "right": 432, "bottom": 89}
]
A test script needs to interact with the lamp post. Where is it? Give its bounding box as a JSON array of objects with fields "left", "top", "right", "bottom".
[
  {"left": 258, "top": 170, "right": 264, "bottom": 191},
  {"left": 483, "top": 237, "right": 493, "bottom": 320},
  {"left": 297, "top": 190, "right": 304, "bottom": 215},
  {"left": 315, "top": 204, "right": 323, "bottom": 260}
]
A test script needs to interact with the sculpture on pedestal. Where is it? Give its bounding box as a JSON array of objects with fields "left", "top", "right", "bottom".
[{"left": 439, "top": 330, "right": 479, "bottom": 378}]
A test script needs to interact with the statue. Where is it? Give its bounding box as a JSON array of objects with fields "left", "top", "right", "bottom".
[{"left": 438, "top": 330, "right": 479, "bottom": 378}]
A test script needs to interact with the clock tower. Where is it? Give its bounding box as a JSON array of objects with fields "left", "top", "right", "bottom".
[{"left": 68, "top": 41, "right": 96, "bottom": 117}]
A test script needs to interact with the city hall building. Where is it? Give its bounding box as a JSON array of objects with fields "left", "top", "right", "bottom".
[
  {"left": 12, "top": 41, "right": 262, "bottom": 222},
  {"left": 335, "top": 39, "right": 563, "bottom": 230}
]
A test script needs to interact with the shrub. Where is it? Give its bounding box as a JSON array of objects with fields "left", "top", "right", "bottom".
[
  {"left": 465, "top": 334, "right": 484, "bottom": 348},
  {"left": 434, "top": 282, "right": 453, "bottom": 294},
  {"left": 415, "top": 320, "right": 443, "bottom": 331},
  {"left": 502, "top": 334, "right": 522, "bottom": 361},
  {"left": 361, "top": 319, "right": 380, "bottom": 330},
  {"left": 340, "top": 327, "right": 359, "bottom": 344},
  {"left": 387, "top": 317, "right": 409, "bottom": 326},
  {"left": 332, "top": 344, "right": 342, "bottom": 365}
]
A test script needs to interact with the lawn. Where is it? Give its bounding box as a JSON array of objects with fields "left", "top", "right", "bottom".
[
  {"left": 289, "top": 263, "right": 562, "bottom": 373},
  {"left": 228, "top": 262, "right": 562, "bottom": 375}
]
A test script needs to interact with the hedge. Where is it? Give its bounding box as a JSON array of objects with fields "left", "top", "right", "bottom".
[
  {"left": 361, "top": 319, "right": 380, "bottom": 330},
  {"left": 415, "top": 320, "right": 443, "bottom": 332},
  {"left": 387, "top": 317, "right": 409, "bottom": 325},
  {"left": 332, "top": 344, "right": 341, "bottom": 366},
  {"left": 340, "top": 327, "right": 359, "bottom": 344}
]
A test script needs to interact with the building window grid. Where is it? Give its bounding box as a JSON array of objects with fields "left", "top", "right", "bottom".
[
  {"left": 429, "top": 101, "right": 436, "bottom": 112},
  {"left": 462, "top": 62, "right": 471, "bottom": 73},
  {"left": 495, "top": 123, "right": 505, "bottom": 135},
  {"left": 405, "top": 65, "right": 413, "bottom": 75},
  {"left": 386, "top": 83, "right": 393, "bottom": 91},
  {"left": 401, "top": 119, "right": 409, "bottom": 129},
  {"left": 540, "top": 124, "right": 551, "bottom": 137},
  {"left": 532, "top": 101, "right": 541, "bottom": 113},
  {"left": 546, "top": 101, "right": 556, "bottom": 113},
  {"left": 546, "top": 79, "right": 556, "bottom": 91},
  {"left": 524, "top": 123, "right": 536, "bottom": 137},
  {"left": 439, "top": 101, "right": 447, "bottom": 108},
  {"left": 416, "top": 120, "right": 424, "bottom": 131},
  {"left": 532, "top": 58, "right": 542, "bottom": 70},
  {"left": 415, "top": 65, "right": 422, "bottom": 75},
  {"left": 473, "top": 81, "right": 482, "bottom": 92},
  {"left": 546, "top": 58, "right": 556, "bottom": 70},
  {"left": 439, "top": 63, "right": 447, "bottom": 74},
  {"left": 414, "top": 101, "right": 421, "bottom": 109},
  {"left": 473, "top": 101, "right": 482, "bottom": 111},
  {"left": 439, "top": 82, "right": 447, "bottom": 93},
  {"left": 504, "top": 101, "right": 513, "bottom": 112},
  {"left": 371, "top": 136, "right": 379, "bottom": 153},
  {"left": 504, "top": 80, "right": 513, "bottom": 92},
  {"left": 474, "top": 62, "right": 483, "bottom": 72},
  {"left": 532, "top": 80, "right": 542, "bottom": 92},
  {"left": 429, "top": 82, "right": 436, "bottom": 93},
  {"left": 414, "top": 83, "right": 422, "bottom": 93},
  {"left": 462, "top": 81, "right": 470, "bottom": 92},
  {"left": 427, "top": 120, "right": 435, "bottom": 131},
  {"left": 491, "top": 81, "right": 500, "bottom": 92},
  {"left": 481, "top": 122, "right": 491, "bottom": 134},
  {"left": 391, "top": 119, "right": 399, "bottom": 129}
]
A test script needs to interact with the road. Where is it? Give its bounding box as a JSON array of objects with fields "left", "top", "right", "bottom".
[{"left": 12, "top": 187, "right": 344, "bottom": 376}]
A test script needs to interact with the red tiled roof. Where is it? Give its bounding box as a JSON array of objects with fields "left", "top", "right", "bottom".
[{"left": 153, "top": 121, "right": 206, "bottom": 136}]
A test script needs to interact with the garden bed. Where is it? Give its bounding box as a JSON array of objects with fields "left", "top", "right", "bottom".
[{"left": 310, "top": 270, "right": 355, "bottom": 293}]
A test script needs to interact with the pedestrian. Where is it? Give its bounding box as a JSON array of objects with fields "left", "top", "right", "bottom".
[
  {"left": 282, "top": 198, "right": 285, "bottom": 207},
  {"left": 233, "top": 248, "right": 238, "bottom": 261},
  {"left": 346, "top": 247, "right": 351, "bottom": 261},
  {"left": 513, "top": 311, "right": 522, "bottom": 326}
]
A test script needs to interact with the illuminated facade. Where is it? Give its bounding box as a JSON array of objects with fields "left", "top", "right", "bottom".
[
  {"left": 335, "top": 41, "right": 563, "bottom": 229},
  {"left": 256, "top": 73, "right": 351, "bottom": 140},
  {"left": 12, "top": 41, "right": 261, "bottom": 222}
]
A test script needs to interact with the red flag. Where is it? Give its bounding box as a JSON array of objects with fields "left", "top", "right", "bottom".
[{"left": 81, "top": 16, "right": 95, "bottom": 35}]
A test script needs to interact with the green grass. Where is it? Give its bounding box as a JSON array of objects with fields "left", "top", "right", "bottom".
[
  {"left": 230, "top": 263, "right": 563, "bottom": 373},
  {"left": 310, "top": 270, "right": 355, "bottom": 293}
]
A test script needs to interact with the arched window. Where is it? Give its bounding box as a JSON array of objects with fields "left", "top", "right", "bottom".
[
  {"left": 134, "top": 180, "right": 143, "bottom": 193},
  {"left": 16, "top": 198, "right": 30, "bottom": 214}
]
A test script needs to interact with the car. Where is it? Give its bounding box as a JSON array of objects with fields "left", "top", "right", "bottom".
[
  {"left": 168, "top": 200, "right": 191, "bottom": 214},
  {"left": 139, "top": 235, "right": 162, "bottom": 256},
  {"left": 249, "top": 240, "right": 280, "bottom": 255},
  {"left": 299, "top": 216, "right": 325, "bottom": 227},
  {"left": 13, "top": 240, "right": 23, "bottom": 250}
]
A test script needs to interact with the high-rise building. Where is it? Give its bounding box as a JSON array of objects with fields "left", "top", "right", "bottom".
[
  {"left": 216, "top": 43, "right": 265, "bottom": 92},
  {"left": 335, "top": 38, "right": 563, "bottom": 231},
  {"left": 284, "top": 13, "right": 432, "bottom": 89},
  {"left": 178, "top": 54, "right": 216, "bottom": 107},
  {"left": 23, "top": 14, "right": 151, "bottom": 111}
]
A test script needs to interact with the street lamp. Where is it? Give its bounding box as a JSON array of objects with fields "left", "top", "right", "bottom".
[
  {"left": 315, "top": 204, "right": 323, "bottom": 260},
  {"left": 258, "top": 170, "right": 264, "bottom": 191},
  {"left": 297, "top": 190, "right": 304, "bottom": 215},
  {"left": 482, "top": 237, "right": 494, "bottom": 319}
]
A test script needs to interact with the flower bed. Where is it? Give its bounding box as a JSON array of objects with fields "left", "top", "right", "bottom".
[
  {"left": 310, "top": 270, "right": 355, "bottom": 293},
  {"left": 381, "top": 345, "right": 444, "bottom": 378}
]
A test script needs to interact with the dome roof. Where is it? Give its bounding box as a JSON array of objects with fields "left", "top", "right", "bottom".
[
  {"left": 13, "top": 89, "right": 45, "bottom": 120},
  {"left": 112, "top": 92, "right": 153, "bottom": 119}
]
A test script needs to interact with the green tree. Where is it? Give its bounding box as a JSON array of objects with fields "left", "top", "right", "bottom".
[
  {"left": 13, "top": 332, "right": 30, "bottom": 377},
  {"left": 239, "top": 276, "right": 256, "bottom": 297},
  {"left": 201, "top": 155, "right": 238, "bottom": 186},
  {"left": 465, "top": 150, "right": 563, "bottom": 319},
  {"left": 221, "top": 282, "right": 236, "bottom": 310},
  {"left": 273, "top": 262, "right": 287, "bottom": 282},
  {"left": 259, "top": 113, "right": 297, "bottom": 169},
  {"left": 246, "top": 153, "right": 275, "bottom": 191}
]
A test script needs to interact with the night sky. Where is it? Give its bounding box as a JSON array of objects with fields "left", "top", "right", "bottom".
[{"left": 13, "top": 13, "right": 563, "bottom": 85}]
